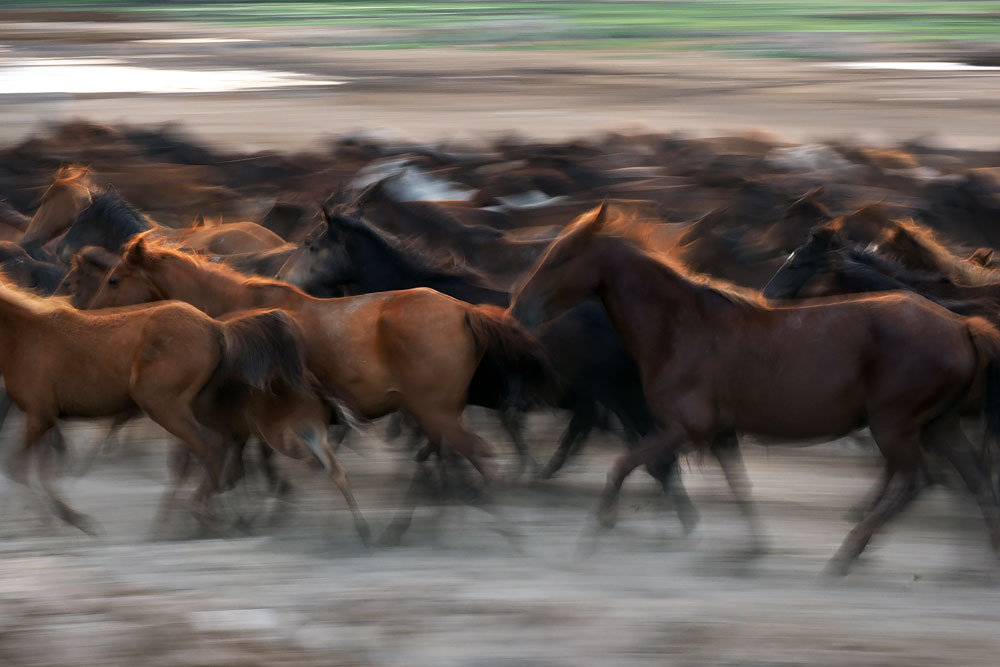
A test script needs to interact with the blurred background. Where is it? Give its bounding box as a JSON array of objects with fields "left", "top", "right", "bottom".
[
  {"left": 3, "top": 3, "right": 1000, "bottom": 667},
  {"left": 2, "top": 1, "right": 1000, "bottom": 149}
]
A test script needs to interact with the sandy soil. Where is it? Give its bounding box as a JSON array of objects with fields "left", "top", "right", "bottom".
[{"left": 1, "top": 412, "right": 1000, "bottom": 667}]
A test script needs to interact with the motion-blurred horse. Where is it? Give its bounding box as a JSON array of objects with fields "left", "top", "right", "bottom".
[{"left": 512, "top": 203, "right": 1000, "bottom": 574}]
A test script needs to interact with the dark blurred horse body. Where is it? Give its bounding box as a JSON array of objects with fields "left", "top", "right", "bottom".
[
  {"left": 276, "top": 207, "right": 696, "bottom": 527},
  {"left": 511, "top": 203, "right": 1000, "bottom": 574}
]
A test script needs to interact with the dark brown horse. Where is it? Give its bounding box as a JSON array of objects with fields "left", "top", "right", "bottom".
[
  {"left": 511, "top": 203, "right": 1000, "bottom": 574},
  {"left": 0, "top": 280, "right": 306, "bottom": 533}
]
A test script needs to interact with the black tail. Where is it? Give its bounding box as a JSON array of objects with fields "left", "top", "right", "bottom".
[
  {"left": 218, "top": 309, "right": 308, "bottom": 393},
  {"left": 464, "top": 305, "right": 561, "bottom": 410}
]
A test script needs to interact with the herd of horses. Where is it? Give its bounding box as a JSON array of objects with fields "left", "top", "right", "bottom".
[{"left": 5, "top": 123, "right": 1000, "bottom": 575}]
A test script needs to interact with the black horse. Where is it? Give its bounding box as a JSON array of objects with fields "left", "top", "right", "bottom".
[
  {"left": 56, "top": 187, "right": 154, "bottom": 263},
  {"left": 277, "top": 205, "right": 697, "bottom": 530}
]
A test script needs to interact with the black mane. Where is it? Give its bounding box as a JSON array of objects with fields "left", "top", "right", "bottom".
[
  {"left": 330, "top": 211, "right": 509, "bottom": 306},
  {"left": 63, "top": 190, "right": 153, "bottom": 255}
]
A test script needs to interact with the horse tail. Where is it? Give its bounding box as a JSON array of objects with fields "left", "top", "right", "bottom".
[
  {"left": 464, "top": 304, "right": 560, "bottom": 410},
  {"left": 217, "top": 309, "right": 308, "bottom": 393},
  {"left": 966, "top": 316, "right": 1000, "bottom": 441}
]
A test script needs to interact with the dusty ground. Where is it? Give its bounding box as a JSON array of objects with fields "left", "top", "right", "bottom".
[{"left": 2, "top": 412, "right": 1000, "bottom": 667}]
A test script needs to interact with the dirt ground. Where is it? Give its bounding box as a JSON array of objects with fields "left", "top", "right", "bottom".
[
  {"left": 2, "top": 412, "right": 1000, "bottom": 667},
  {"left": 4, "top": 14, "right": 1000, "bottom": 667}
]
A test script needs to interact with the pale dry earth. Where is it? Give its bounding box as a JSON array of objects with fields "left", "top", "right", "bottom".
[{"left": 1, "top": 412, "right": 1000, "bottom": 666}]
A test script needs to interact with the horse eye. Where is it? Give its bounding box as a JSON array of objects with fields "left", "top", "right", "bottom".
[
  {"left": 308, "top": 245, "right": 318, "bottom": 253},
  {"left": 108, "top": 277, "right": 120, "bottom": 287}
]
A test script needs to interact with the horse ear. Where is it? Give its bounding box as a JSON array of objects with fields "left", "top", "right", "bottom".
[
  {"left": 322, "top": 204, "right": 345, "bottom": 240},
  {"left": 586, "top": 200, "right": 611, "bottom": 235},
  {"left": 125, "top": 238, "right": 148, "bottom": 266},
  {"left": 193, "top": 214, "right": 205, "bottom": 228},
  {"left": 105, "top": 183, "right": 117, "bottom": 194}
]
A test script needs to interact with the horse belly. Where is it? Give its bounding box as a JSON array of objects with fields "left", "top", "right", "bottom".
[{"left": 729, "top": 363, "right": 866, "bottom": 439}]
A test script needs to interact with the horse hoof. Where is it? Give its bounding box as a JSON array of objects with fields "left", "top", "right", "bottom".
[
  {"left": 823, "top": 557, "right": 852, "bottom": 577},
  {"left": 378, "top": 523, "right": 408, "bottom": 547},
  {"left": 596, "top": 502, "right": 618, "bottom": 529},
  {"left": 356, "top": 521, "right": 373, "bottom": 549},
  {"left": 679, "top": 510, "right": 700, "bottom": 536},
  {"left": 538, "top": 465, "right": 557, "bottom": 481},
  {"left": 67, "top": 512, "right": 100, "bottom": 537}
]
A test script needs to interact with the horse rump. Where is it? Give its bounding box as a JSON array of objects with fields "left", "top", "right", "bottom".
[
  {"left": 217, "top": 309, "right": 308, "bottom": 393},
  {"left": 464, "top": 304, "right": 561, "bottom": 410}
]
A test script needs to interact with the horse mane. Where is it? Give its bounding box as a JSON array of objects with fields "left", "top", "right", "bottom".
[
  {"left": 335, "top": 211, "right": 497, "bottom": 286},
  {"left": 885, "top": 217, "right": 999, "bottom": 284},
  {"left": 569, "top": 203, "right": 762, "bottom": 308},
  {"left": 843, "top": 242, "right": 954, "bottom": 286},
  {"left": 78, "top": 190, "right": 153, "bottom": 238},
  {"left": 125, "top": 235, "right": 307, "bottom": 295},
  {"left": 0, "top": 272, "right": 67, "bottom": 314}
]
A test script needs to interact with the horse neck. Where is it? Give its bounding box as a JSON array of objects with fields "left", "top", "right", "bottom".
[
  {"left": 594, "top": 243, "right": 736, "bottom": 370},
  {"left": 151, "top": 260, "right": 258, "bottom": 316},
  {"left": 351, "top": 230, "right": 414, "bottom": 292}
]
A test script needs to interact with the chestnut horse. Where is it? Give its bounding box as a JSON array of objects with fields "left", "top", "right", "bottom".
[
  {"left": 0, "top": 280, "right": 306, "bottom": 533},
  {"left": 88, "top": 238, "right": 554, "bottom": 495},
  {"left": 511, "top": 203, "right": 1000, "bottom": 574}
]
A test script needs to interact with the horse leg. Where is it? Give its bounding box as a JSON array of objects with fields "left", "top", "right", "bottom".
[
  {"left": 645, "top": 451, "right": 699, "bottom": 535},
  {"left": 926, "top": 417, "right": 1000, "bottom": 551},
  {"left": 75, "top": 413, "right": 133, "bottom": 477},
  {"left": 298, "top": 426, "right": 370, "bottom": 546},
  {"left": 598, "top": 426, "right": 685, "bottom": 529},
  {"left": 499, "top": 408, "right": 537, "bottom": 478},
  {"left": 415, "top": 411, "right": 495, "bottom": 483},
  {"left": 846, "top": 468, "right": 891, "bottom": 522},
  {"left": 26, "top": 415, "right": 96, "bottom": 534},
  {"left": 540, "top": 410, "right": 593, "bottom": 480},
  {"left": 257, "top": 440, "right": 294, "bottom": 498},
  {"left": 380, "top": 459, "right": 435, "bottom": 546},
  {"left": 149, "top": 444, "right": 194, "bottom": 536},
  {"left": 0, "top": 387, "right": 13, "bottom": 437},
  {"left": 826, "top": 467, "right": 923, "bottom": 575},
  {"left": 710, "top": 430, "right": 767, "bottom": 553}
]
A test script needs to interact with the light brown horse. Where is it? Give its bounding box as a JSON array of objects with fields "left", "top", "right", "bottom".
[
  {"left": 0, "top": 279, "right": 306, "bottom": 533},
  {"left": 511, "top": 203, "right": 1000, "bottom": 574},
  {"left": 21, "top": 165, "right": 94, "bottom": 247},
  {"left": 168, "top": 216, "right": 288, "bottom": 255},
  {"left": 88, "top": 238, "right": 554, "bottom": 497}
]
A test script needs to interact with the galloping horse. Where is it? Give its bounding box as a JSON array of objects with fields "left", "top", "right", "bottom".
[
  {"left": 88, "top": 238, "right": 555, "bottom": 493},
  {"left": 511, "top": 203, "right": 1000, "bottom": 574},
  {"left": 0, "top": 279, "right": 305, "bottom": 532},
  {"left": 276, "top": 205, "right": 697, "bottom": 529}
]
